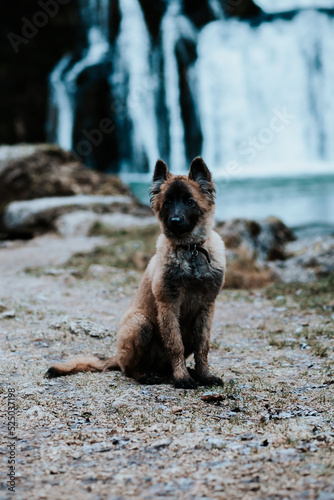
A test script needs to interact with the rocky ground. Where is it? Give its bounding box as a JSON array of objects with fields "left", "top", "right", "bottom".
[
  {"left": 0, "top": 145, "right": 333, "bottom": 499},
  {"left": 0, "top": 229, "right": 333, "bottom": 500}
]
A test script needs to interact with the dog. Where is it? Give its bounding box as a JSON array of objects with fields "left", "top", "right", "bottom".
[{"left": 46, "top": 157, "right": 226, "bottom": 389}]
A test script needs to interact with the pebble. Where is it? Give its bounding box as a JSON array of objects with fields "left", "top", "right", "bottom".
[
  {"left": 0, "top": 309, "right": 15, "bottom": 319},
  {"left": 147, "top": 439, "right": 171, "bottom": 450}
]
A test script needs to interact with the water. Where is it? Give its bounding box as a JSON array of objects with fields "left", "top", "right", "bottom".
[
  {"left": 128, "top": 174, "right": 334, "bottom": 228},
  {"left": 113, "top": 0, "right": 159, "bottom": 171},
  {"left": 161, "top": 1, "right": 194, "bottom": 173},
  {"left": 47, "top": 0, "right": 110, "bottom": 150},
  {"left": 257, "top": 0, "right": 334, "bottom": 12},
  {"left": 46, "top": 1, "right": 334, "bottom": 224},
  {"left": 47, "top": 3, "right": 334, "bottom": 174},
  {"left": 196, "top": 10, "right": 334, "bottom": 174},
  {"left": 47, "top": 54, "right": 74, "bottom": 150}
]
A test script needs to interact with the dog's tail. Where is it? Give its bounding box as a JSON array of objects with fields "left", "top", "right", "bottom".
[{"left": 45, "top": 355, "right": 120, "bottom": 378}]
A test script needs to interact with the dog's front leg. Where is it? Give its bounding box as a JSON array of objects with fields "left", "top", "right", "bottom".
[
  {"left": 193, "top": 304, "right": 223, "bottom": 386},
  {"left": 157, "top": 303, "right": 197, "bottom": 389}
]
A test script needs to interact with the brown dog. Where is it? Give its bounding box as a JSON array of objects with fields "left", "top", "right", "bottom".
[{"left": 46, "top": 157, "right": 226, "bottom": 389}]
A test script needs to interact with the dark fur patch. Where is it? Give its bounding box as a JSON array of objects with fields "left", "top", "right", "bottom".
[
  {"left": 160, "top": 180, "right": 204, "bottom": 236},
  {"left": 150, "top": 159, "right": 170, "bottom": 205},
  {"left": 189, "top": 157, "right": 215, "bottom": 202}
]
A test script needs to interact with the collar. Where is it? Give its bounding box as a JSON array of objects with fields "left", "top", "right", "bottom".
[{"left": 178, "top": 241, "right": 211, "bottom": 264}]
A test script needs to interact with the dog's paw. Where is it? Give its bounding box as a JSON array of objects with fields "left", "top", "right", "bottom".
[
  {"left": 174, "top": 377, "right": 198, "bottom": 390},
  {"left": 198, "top": 375, "right": 223, "bottom": 387},
  {"left": 187, "top": 367, "right": 198, "bottom": 380}
]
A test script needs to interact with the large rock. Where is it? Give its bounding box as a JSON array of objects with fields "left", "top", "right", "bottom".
[
  {"left": 216, "top": 217, "right": 295, "bottom": 262},
  {"left": 0, "top": 144, "right": 128, "bottom": 207},
  {"left": 1, "top": 195, "right": 134, "bottom": 235},
  {"left": 268, "top": 235, "right": 334, "bottom": 282},
  {"left": 56, "top": 211, "right": 158, "bottom": 237}
]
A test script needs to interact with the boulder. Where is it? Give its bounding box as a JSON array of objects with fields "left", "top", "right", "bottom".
[
  {"left": 56, "top": 211, "right": 158, "bottom": 237},
  {"left": 1, "top": 195, "right": 134, "bottom": 235},
  {"left": 215, "top": 217, "right": 295, "bottom": 262},
  {"left": 0, "top": 144, "right": 128, "bottom": 207},
  {"left": 268, "top": 235, "right": 334, "bottom": 282}
]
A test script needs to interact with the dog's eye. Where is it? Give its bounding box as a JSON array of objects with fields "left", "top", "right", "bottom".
[
  {"left": 187, "top": 198, "right": 194, "bottom": 207},
  {"left": 165, "top": 199, "right": 172, "bottom": 206}
]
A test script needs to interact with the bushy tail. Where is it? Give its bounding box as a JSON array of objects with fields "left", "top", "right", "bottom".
[{"left": 45, "top": 355, "right": 120, "bottom": 378}]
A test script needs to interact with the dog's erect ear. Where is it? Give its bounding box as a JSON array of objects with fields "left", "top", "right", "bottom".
[
  {"left": 189, "top": 157, "right": 212, "bottom": 183},
  {"left": 188, "top": 157, "right": 215, "bottom": 200},
  {"left": 150, "top": 159, "right": 170, "bottom": 205},
  {"left": 153, "top": 159, "right": 169, "bottom": 183}
]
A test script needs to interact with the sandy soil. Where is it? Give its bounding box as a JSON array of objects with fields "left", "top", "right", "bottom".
[{"left": 0, "top": 234, "right": 333, "bottom": 500}]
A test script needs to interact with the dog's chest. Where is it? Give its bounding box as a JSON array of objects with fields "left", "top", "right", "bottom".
[{"left": 164, "top": 252, "right": 223, "bottom": 299}]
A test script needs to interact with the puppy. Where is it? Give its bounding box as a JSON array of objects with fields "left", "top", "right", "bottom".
[{"left": 46, "top": 157, "right": 226, "bottom": 389}]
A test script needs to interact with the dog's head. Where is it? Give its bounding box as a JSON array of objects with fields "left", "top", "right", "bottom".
[{"left": 150, "top": 157, "right": 216, "bottom": 244}]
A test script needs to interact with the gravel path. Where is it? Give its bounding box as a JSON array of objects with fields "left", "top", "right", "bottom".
[{"left": 0, "top": 234, "right": 333, "bottom": 500}]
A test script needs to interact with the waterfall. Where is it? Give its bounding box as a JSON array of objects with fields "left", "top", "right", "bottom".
[
  {"left": 196, "top": 9, "right": 334, "bottom": 177},
  {"left": 257, "top": 0, "right": 334, "bottom": 12},
  {"left": 47, "top": 54, "right": 74, "bottom": 150},
  {"left": 47, "top": 0, "right": 110, "bottom": 151},
  {"left": 113, "top": 0, "right": 159, "bottom": 172},
  {"left": 47, "top": 1, "right": 334, "bottom": 176},
  {"left": 161, "top": 1, "right": 194, "bottom": 173}
]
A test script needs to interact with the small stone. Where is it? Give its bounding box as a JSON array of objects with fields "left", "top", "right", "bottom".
[
  {"left": 0, "top": 310, "right": 15, "bottom": 319},
  {"left": 299, "top": 343, "right": 310, "bottom": 350},
  {"left": 172, "top": 406, "right": 183, "bottom": 413},
  {"left": 206, "top": 437, "right": 226, "bottom": 449},
  {"left": 68, "top": 319, "right": 109, "bottom": 338},
  {"left": 147, "top": 439, "right": 171, "bottom": 450},
  {"left": 26, "top": 405, "right": 47, "bottom": 419}
]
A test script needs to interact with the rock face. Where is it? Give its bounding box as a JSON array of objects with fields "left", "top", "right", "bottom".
[{"left": 0, "top": 144, "right": 128, "bottom": 207}]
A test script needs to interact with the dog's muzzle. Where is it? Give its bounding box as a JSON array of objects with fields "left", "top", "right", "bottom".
[{"left": 168, "top": 216, "right": 188, "bottom": 235}]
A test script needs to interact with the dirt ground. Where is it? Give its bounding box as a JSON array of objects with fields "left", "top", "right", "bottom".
[{"left": 0, "top": 233, "right": 333, "bottom": 500}]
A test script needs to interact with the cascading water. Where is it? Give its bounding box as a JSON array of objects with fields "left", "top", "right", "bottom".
[
  {"left": 48, "top": 54, "right": 74, "bottom": 150},
  {"left": 196, "top": 9, "right": 334, "bottom": 177},
  {"left": 112, "top": 0, "right": 159, "bottom": 172},
  {"left": 47, "top": 0, "right": 110, "bottom": 152},
  {"left": 257, "top": 0, "right": 334, "bottom": 12},
  {"left": 47, "top": 0, "right": 334, "bottom": 178},
  {"left": 161, "top": 1, "right": 195, "bottom": 173}
]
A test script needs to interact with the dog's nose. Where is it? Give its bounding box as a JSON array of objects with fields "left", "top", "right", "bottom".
[{"left": 171, "top": 217, "right": 181, "bottom": 224}]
